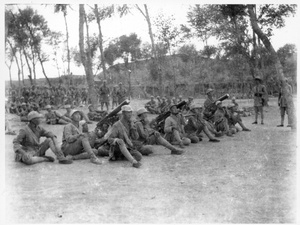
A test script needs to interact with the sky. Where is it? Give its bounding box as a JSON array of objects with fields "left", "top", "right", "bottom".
[{"left": 3, "top": 1, "right": 300, "bottom": 82}]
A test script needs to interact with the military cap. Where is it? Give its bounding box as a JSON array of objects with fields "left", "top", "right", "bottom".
[
  {"left": 254, "top": 76, "right": 262, "bottom": 81},
  {"left": 28, "top": 111, "right": 43, "bottom": 121},
  {"left": 136, "top": 108, "right": 149, "bottom": 116},
  {"left": 188, "top": 96, "right": 194, "bottom": 100},
  {"left": 121, "top": 105, "right": 133, "bottom": 112},
  {"left": 169, "top": 103, "right": 177, "bottom": 109},
  {"left": 231, "top": 96, "right": 236, "bottom": 100},
  {"left": 190, "top": 105, "right": 202, "bottom": 110},
  {"left": 70, "top": 110, "right": 81, "bottom": 117},
  {"left": 64, "top": 104, "right": 71, "bottom": 109},
  {"left": 215, "top": 101, "right": 222, "bottom": 105},
  {"left": 227, "top": 103, "right": 235, "bottom": 108},
  {"left": 206, "top": 88, "right": 214, "bottom": 95},
  {"left": 45, "top": 105, "right": 51, "bottom": 109},
  {"left": 88, "top": 104, "right": 93, "bottom": 109}
]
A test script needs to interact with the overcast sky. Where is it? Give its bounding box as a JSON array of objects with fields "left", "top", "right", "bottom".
[{"left": 3, "top": 1, "right": 300, "bottom": 81}]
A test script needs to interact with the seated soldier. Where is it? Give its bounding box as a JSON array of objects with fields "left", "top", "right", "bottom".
[
  {"left": 61, "top": 110, "right": 102, "bottom": 164},
  {"left": 18, "top": 102, "right": 30, "bottom": 122},
  {"left": 101, "top": 105, "right": 143, "bottom": 168},
  {"left": 227, "top": 103, "right": 251, "bottom": 133},
  {"left": 164, "top": 104, "right": 192, "bottom": 148},
  {"left": 44, "top": 105, "right": 71, "bottom": 125},
  {"left": 145, "top": 96, "right": 159, "bottom": 114},
  {"left": 184, "top": 105, "right": 220, "bottom": 142},
  {"left": 156, "top": 96, "right": 161, "bottom": 105},
  {"left": 13, "top": 111, "right": 72, "bottom": 165},
  {"left": 5, "top": 119, "right": 16, "bottom": 135},
  {"left": 9, "top": 100, "right": 20, "bottom": 114},
  {"left": 63, "top": 104, "right": 93, "bottom": 124},
  {"left": 134, "top": 108, "right": 184, "bottom": 155},
  {"left": 87, "top": 104, "right": 107, "bottom": 122},
  {"left": 158, "top": 97, "right": 168, "bottom": 113},
  {"left": 214, "top": 101, "right": 234, "bottom": 136}
]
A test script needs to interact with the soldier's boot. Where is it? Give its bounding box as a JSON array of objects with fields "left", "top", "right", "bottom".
[
  {"left": 139, "top": 145, "right": 154, "bottom": 156},
  {"left": 82, "top": 137, "right": 102, "bottom": 165},
  {"left": 48, "top": 138, "right": 73, "bottom": 164},
  {"left": 203, "top": 126, "right": 220, "bottom": 142},
  {"left": 238, "top": 121, "right": 251, "bottom": 131},
  {"left": 157, "top": 136, "right": 184, "bottom": 155},
  {"left": 97, "top": 146, "right": 109, "bottom": 157},
  {"left": 115, "top": 139, "right": 142, "bottom": 168}
]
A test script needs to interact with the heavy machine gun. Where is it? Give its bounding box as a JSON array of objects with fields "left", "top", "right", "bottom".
[
  {"left": 151, "top": 100, "right": 187, "bottom": 134},
  {"left": 203, "top": 94, "right": 229, "bottom": 121},
  {"left": 96, "top": 99, "right": 130, "bottom": 129}
]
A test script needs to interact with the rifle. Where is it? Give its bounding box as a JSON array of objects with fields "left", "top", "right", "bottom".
[
  {"left": 151, "top": 100, "right": 187, "bottom": 134},
  {"left": 203, "top": 94, "right": 230, "bottom": 121},
  {"left": 96, "top": 99, "right": 130, "bottom": 129}
]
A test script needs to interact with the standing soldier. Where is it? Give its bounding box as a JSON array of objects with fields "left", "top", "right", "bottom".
[
  {"left": 277, "top": 79, "right": 293, "bottom": 127},
  {"left": 252, "top": 77, "right": 267, "bottom": 125},
  {"left": 111, "top": 86, "right": 118, "bottom": 109},
  {"left": 99, "top": 80, "right": 110, "bottom": 111},
  {"left": 13, "top": 111, "right": 73, "bottom": 165},
  {"left": 116, "top": 82, "right": 127, "bottom": 104}
]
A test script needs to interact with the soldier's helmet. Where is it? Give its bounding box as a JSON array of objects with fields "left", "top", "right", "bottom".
[
  {"left": 28, "top": 111, "right": 43, "bottom": 121},
  {"left": 137, "top": 108, "right": 149, "bottom": 116}
]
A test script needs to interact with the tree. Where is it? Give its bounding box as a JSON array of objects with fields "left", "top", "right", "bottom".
[
  {"left": 79, "top": 4, "right": 97, "bottom": 106},
  {"left": 47, "top": 31, "right": 64, "bottom": 77},
  {"left": 54, "top": 4, "right": 71, "bottom": 75}
]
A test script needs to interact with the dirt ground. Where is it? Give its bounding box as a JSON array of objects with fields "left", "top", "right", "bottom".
[{"left": 3, "top": 98, "right": 297, "bottom": 223}]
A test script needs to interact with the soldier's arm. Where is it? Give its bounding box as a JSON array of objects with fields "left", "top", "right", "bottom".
[
  {"left": 164, "top": 117, "right": 174, "bottom": 133},
  {"left": 64, "top": 125, "right": 82, "bottom": 143},
  {"left": 136, "top": 122, "right": 148, "bottom": 139},
  {"left": 13, "top": 129, "right": 26, "bottom": 153}
]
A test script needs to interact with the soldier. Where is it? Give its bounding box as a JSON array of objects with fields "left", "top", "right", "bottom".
[
  {"left": 161, "top": 97, "right": 171, "bottom": 113},
  {"left": 252, "top": 77, "right": 267, "bottom": 125},
  {"left": 164, "top": 104, "right": 192, "bottom": 148},
  {"left": 18, "top": 102, "right": 30, "bottom": 122},
  {"left": 44, "top": 105, "right": 72, "bottom": 125},
  {"left": 111, "top": 86, "right": 118, "bottom": 109},
  {"left": 99, "top": 80, "right": 110, "bottom": 111},
  {"left": 63, "top": 104, "right": 93, "bottom": 124},
  {"left": 102, "top": 105, "right": 143, "bottom": 168},
  {"left": 116, "top": 82, "right": 127, "bottom": 104},
  {"left": 183, "top": 96, "right": 194, "bottom": 112},
  {"left": 87, "top": 104, "right": 107, "bottom": 122},
  {"left": 227, "top": 103, "right": 251, "bottom": 132},
  {"left": 277, "top": 79, "right": 293, "bottom": 127},
  {"left": 134, "top": 108, "right": 184, "bottom": 155},
  {"left": 178, "top": 95, "right": 183, "bottom": 102},
  {"left": 156, "top": 96, "right": 162, "bottom": 105},
  {"left": 145, "top": 96, "right": 159, "bottom": 114},
  {"left": 203, "top": 89, "right": 215, "bottom": 118},
  {"left": 214, "top": 101, "right": 234, "bottom": 136},
  {"left": 172, "top": 97, "right": 177, "bottom": 105},
  {"left": 13, "top": 111, "right": 72, "bottom": 165},
  {"left": 184, "top": 105, "right": 221, "bottom": 142},
  {"left": 158, "top": 97, "right": 168, "bottom": 113},
  {"left": 61, "top": 110, "right": 102, "bottom": 165}
]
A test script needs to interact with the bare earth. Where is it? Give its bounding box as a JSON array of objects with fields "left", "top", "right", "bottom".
[{"left": 4, "top": 98, "right": 297, "bottom": 223}]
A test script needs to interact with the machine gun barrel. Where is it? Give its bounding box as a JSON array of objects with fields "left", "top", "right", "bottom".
[{"left": 96, "top": 99, "right": 130, "bottom": 128}]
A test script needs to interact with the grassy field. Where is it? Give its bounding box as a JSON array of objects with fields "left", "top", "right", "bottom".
[{"left": 3, "top": 97, "right": 297, "bottom": 223}]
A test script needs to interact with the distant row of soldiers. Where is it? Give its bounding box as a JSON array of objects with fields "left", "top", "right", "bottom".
[{"left": 6, "top": 81, "right": 129, "bottom": 112}]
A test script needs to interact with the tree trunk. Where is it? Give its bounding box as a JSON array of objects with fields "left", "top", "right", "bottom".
[
  {"left": 7, "top": 39, "right": 21, "bottom": 87},
  {"left": 136, "top": 4, "right": 163, "bottom": 96},
  {"left": 63, "top": 12, "right": 71, "bottom": 75},
  {"left": 37, "top": 52, "right": 52, "bottom": 87},
  {"left": 22, "top": 47, "right": 33, "bottom": 85},
  {"left": 79, "top": 4, "right": 97, "bottom": 106},
  {"left": 19, "top": 51, "right": 25, "bottom": 85},
  {"left": 248, "top": 4, "right": 295, "bottom": 128},
  {"left": 94, "top": 5, "right": 107, "bottom": 80}
]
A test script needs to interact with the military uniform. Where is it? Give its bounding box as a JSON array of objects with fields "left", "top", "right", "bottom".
[
  {"left": 145, "top": 99, "right": 159, "bottom": 114},
  {"left": 116, "top": 86, "right": 127, "bottom": 104}
]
